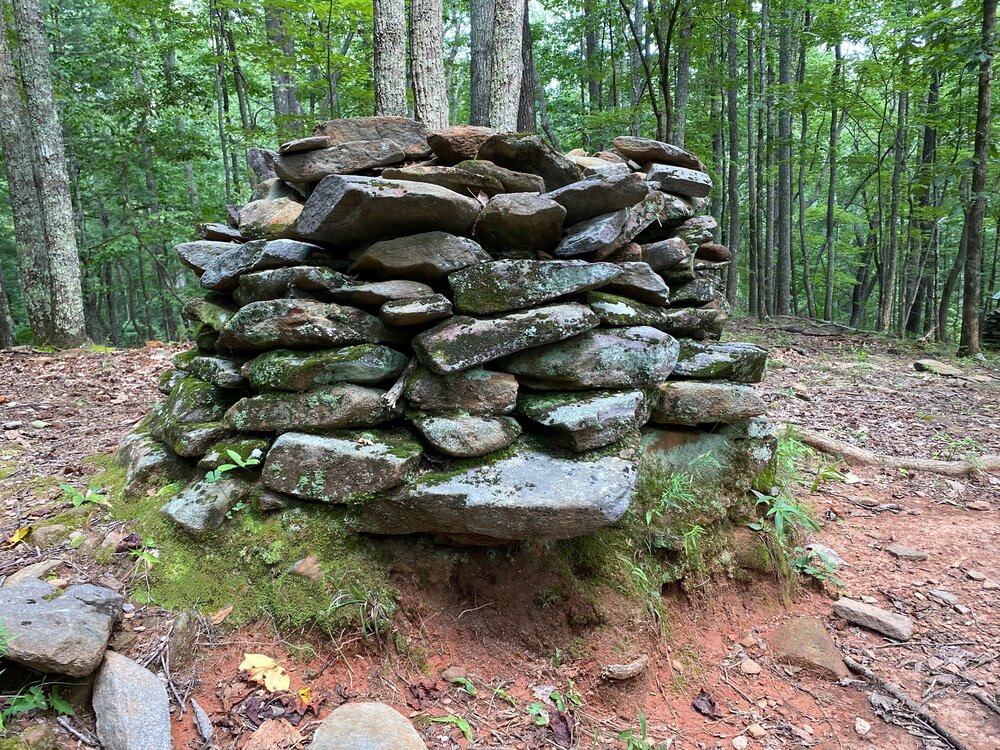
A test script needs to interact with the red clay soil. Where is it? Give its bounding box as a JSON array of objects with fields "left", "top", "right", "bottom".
[{"left": 1, "top": 325, "right": 998, "bottom": 749}]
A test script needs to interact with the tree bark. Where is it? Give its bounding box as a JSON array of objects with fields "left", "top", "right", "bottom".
[
  {"left": 0, "top": 0, "right": 50, "bottom": 341},
  {"left": 725, "top": 12, "right": 739, "bottom": 306},
  {"left": 517, "top": 4, "right": 537, "bottom": 132},
  {"left": 959, "top": 0, "right": 996, "bottom": 356},
  {"left": 265, "top": 4, "right": 303, "bottom": 137},
  {"left": 410, "top": 0, "right": 449, "bottom": 128},
  {"left": 485, "top": 0, "right": 524, "bottom": 131},
  {"left": 674, "top": 2, "right": 692, "bottom": 146},
  {"left": 878, "top": 88, "right": 908, "bottom": 332},
  {"left": 775, "top": 6, "right": 793, "bottom": 315},
  {"left": 373, "top": 0, "right": 408, "bottom": 117},
  {"left": 822, "top": 43, "right": 843, "bottom": 321},
  {"left": 11, "top": 0, "right": 89, "bottom": 347}
]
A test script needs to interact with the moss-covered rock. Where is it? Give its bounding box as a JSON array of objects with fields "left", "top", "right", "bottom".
[
  {"left": 651, "top": 381, "right": 767, "bottom": 426},
  {"left": 671, "top": 341, "right": 768, "bottom": 383},
  {"left": 197, "top": 437, "right": 271, "bottom": 470},
  {"left": 519, "top": 389, "right": 651, "bottom": 451},
  {"left": 243, "top": 346, "right": 408, "bottom": 391},
  {"left": 218, "top": 299, "right": 389, "bottom": 352},
  {"left": 227, "top": 384, "right": 400, "bottom": 432},
  {"left": 408, "top": 411, "right": 521, "bottom": 457}
]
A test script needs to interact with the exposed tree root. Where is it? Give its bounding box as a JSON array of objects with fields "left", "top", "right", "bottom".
[{"left": 781, "top": 425, "right": 1000, "bottom": 477}]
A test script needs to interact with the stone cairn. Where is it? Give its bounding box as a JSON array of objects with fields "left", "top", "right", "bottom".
[{"left": 119, "top": 117, "right": 771, "bottom": 543}]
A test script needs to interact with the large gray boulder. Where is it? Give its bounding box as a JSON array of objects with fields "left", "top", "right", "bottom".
[
  {"left": 227, "top": 384, "right": 400, "bottom": 432},
  {"left": 449, "top": 259, "right": 623, "bottom": 314},
  {"left": 175, "top": 240, "right": 237, "bottom": 277},
  {"left": 0, "top": 580, "right": 122, "bottom": 676},
  {"left": 555, "top": 209, "right": 628, "bottom": 258},
  {"left": 147, "top": 375, "right": 237, "bottom": 457},
  {"left": 672, "top": 341, "right": 768, "bottom": 383},
  {"left": 670, "top": 278, "right": 716, "bottom": 307},
  {"left": 544, "top": 172, "right": 650, "bottom": 225},
  {"left": 353, "top": 441, "right": 637, "bottom": 540},
  {"left": 161, "top": 475, "right": 256, "bottom": 536},
  {"left": 455, "top": 159, "right": 546, "bottom": 193},
  {"left": 310, "top": 116, "right": 432, "bottom": 158},
  {"left": 404, "top": 367, "right": 518, "bottom": 415},
  {"left": 379, "top": 294, "right": 453, "bottom": 326},
  {"left": 263, "top": 431, "right": 422, "bottom": 502},
  {"left": 238, "top": 196, "right": 305, "bottom": 241},
  {"left": 243, "top": 345, "right": 407, "bottom": 390},
  {"left": 349, "top": 231, "right": 490, "bottom": 283},
  {"left": 427, "top": 125, "right": 496, "bottom": 163},
  {"left": 476, "top": 133, "right": 584, "bottom": 190},
  {"left": 645, "top": 164, "right": 713, "bottom": 197},
  {"left": 473, "top": 193, "right": 567, "bottom": 253},
  {"left": 587, "top": 292, "right": 674, "bottom": 328},
  {"left": 640, "top": 237, "right": 691, "bottom": 271},
  {"left": 600, "top": 261, "right": 671, "bottom": 305},
  {"left": 93, "top": 650, "right": 172, "bottom": 750},
  {"left": 218, "top": 299, "right": 387, "bottom": 351},
  {"left": 410, "top": 413, "right": 521, "bottom": 457},
  {"left": 499, "top": 326, "right": 679, "bottom": 389},
  {"left": 295, "top": 175, "right": 481, "bottom": 246},
  {"left": 381, "top": 164, "right": 503, "bottom": 197},
  {"left": 116, "top": 430, "right": 189, "bottom": 492},
  {"left": 519, "top": 390, "right": 651, "bottom": 451},
  {"left": 651, "top": 382, "right": 766, "bottom": 426},
  {"left": 413, "top": 303, "right": 599, "bottom": 374},
  {"left": 272, "top": 139, "right": 404, "bottom": 182},
  {"left": 308, "top": 702, "right": 427, "bottom": 750},
  {"left": 172, "top": 352, "right": 247, "bottom": 389}
]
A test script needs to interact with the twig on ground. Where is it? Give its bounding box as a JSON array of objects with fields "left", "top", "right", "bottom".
[
  {"left": 969, "top": 688, "right": 1000, "bottom": 718},
  {"left": 57, "top": 716, "right": 98, "bottom": 746}
]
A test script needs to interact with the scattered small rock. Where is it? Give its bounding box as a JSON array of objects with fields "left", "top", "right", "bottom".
[
  {"left": 767, "top": 617, "right": 850, "bottom": 679},
  {"left": 747, "top": 723, "right": 766, "bottom": 738},
  {"left": 914, "top": 359, "right": 963, "bottom": 377},
  {"left": 886, "top": 543, "right": 928, "bottom": 562},
  {"left": 601, "top": 654, "right": 649, "bottom": 681},
  {"left": 245, "top": 719, "right": 304, "bottom": 750},
  {"left": 805, "top": 543, "right": 847, "bottom": 568},
  {"left": 441, "top": 665, "right": 467, "bottom": 682},
  {"left": 928, "top": 589, "right": 959, "bottom": 606},
  {"left": 967, "top": 500, "right": 991, "bottom": 511},
  {"left": 93, "top": 650, "right": 172, "bottom": 750},
  {"left": 967, "top": 570, "right": 986, "bottom": 581},
  {"left": 833, "top": 598, "right": 913, "bottom": 641},
  {"left": 308, "top": 702, "right": 427, "bottom": 750},
  {"left": 732, "top": 736, "right": 748, "bottom": 750},
  {"left": 739, "top": 658, "right": 762, "bottom": 676},
  {"left": 1, "top": 558, "right": 64, "bottom": 589},
  {"left": 855, "top": 717, "right": 871, "bottom": 736},
  {"left": 983, "top": 579, "right": 1000, "bottom": 590}
]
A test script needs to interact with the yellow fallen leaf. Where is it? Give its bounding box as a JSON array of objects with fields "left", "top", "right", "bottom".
[
  {"left": 209, "top": 604, "right": 234, "bottom": 625},
  {"left": 239, "top": 653, "right": 290, "bottom": 693},
  {"left": 297, "top": 687, "right": 311, "bottom": 704},
  {"left": 4, "top": 526, "right": 31, "bottom": 547}
]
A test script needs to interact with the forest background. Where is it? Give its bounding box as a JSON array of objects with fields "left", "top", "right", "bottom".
[{"left": 0, "top": 0, "right": 995, "bottom": 355}]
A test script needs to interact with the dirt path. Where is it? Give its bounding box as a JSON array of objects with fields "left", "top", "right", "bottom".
[{"left": 0, "top": 328, "right": 998, "bottom": 750}]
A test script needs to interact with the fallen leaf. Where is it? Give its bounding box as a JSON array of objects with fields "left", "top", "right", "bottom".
[
  {"left": 209, "top": 604, "right": 234, "bottom": 625},
  {"left": 240, "top": 653, "right": 290, "bottom": 693},
  {"left": 692, "top": 689, "right": 723, "bottom": 719},
  {"left": 4, "top": 526, "right": 31, "bottom": 547}
]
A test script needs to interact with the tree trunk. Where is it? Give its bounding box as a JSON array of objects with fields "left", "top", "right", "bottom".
[
  {"left": 0, "top": 0, "right": 50, "bottom": 341},
  {"left": 486, "top": 0, "right": 524, "bottom": 131},
  {"left": 517, "top": 4, "right": 537, "bottom": 132},
  {"left": 674, "top": 2, "right": 692, "bottom": 146},
  {"left": 725, "top": 11, "right": 739, "bottom": 306},
  {"left": 746, "top": 21, "right": 760, "bottom": 317},
  {"left": 822, "top": 43, "right": 843, "bottom": 321},
  {"left": 373, "top": 0, "right": 408, "bottom": 117},
  {"left": 959, "top": 0, "right": 996, "bottom": 356},
  {"left": 410, "top": 0, "right": 449, "bottom": 128},
  {"left": 939, "top": 175, "right": 971, "bottom": 341},
  {"left": 265, "top": 4, "right": 303, "bottom": 138},
  {"left": 775, "top": 6, "right": 793, "bottom": 315},
  {"left": 584, "top": 0, "right": 600, "bottom": 111},
  {"left": 796, "top": 8, "right": 816, "bottom": 318},
  {"left": 11, "top": 0, "right": 88, "bottom": 347},
  {"left": 469, "top": 0, "right": 494, "bottom": 125},
  {"left": 878, "top": 88, "right": 908, "bottom": 332},
  {"left": 0, "top": 274, "right": 13, "bottom": 347}
]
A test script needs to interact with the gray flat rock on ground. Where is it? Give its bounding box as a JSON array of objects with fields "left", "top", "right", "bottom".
[
  {"left": 309, "top": 702, "right": 427, "bottom": 750},
  {"left": 93, "top": 650, "right": 172, "bottom": 750},
  {"left": 833, "top": 597, "right": 913, "bottom": 641},
  {"left": 0, "top": 580, "right": 122, "bottom": 676},
  {"left": 886, "top": 543, "right": 928, "bottom": 561}
]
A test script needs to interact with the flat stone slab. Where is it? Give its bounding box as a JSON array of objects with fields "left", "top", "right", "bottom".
[
  {"left": 354, "top": 442, "right": 637, "bottom": 540},
  {"left": 427, "top": 125, "right": 496, "bottom": 163},
  {"left": 600, "top": 261, "right": 670, "bottom": 305},
  {"left": 175, "top": 240, "right": 238, "bottom": 276},
  {"left": 914, "top": 359, "right": 963, "bottom": 377},
  {"left": 674, "top": 215, "right": 718, "bottom": 245},
  {"left": 455, "top": 159, "right": 546, "bottom": 193},
  {"left": 544, "top": 172, "right": 650, "bottom": 225},
  {"left": 311, "top": 116, "right": 431, "bottom": 158},
  {"left": 651, "top": 381, "right": 766, "bottom": 426},
  {"left": 161, "top": 475, "right": 256, "bottom": 535},
  {"left": 308, "top": 702, "right": 427, "bottom": 750},
  {"left": 833, "top": 597, "right": 913, "bottom": 641},
  {"left": 645, "top": 164, "right": 713, "bottom": 197},
  {"left": 228, "top": 384, "right": 400, "bottom": 432},
  {"left": 519, "top": 390, "right": 650, "bottom": 451},
  {"left": 670, "top": 278, "right": 716, "bottom": 306},
  {"left": 473, "top": 193, "right": 567, "bottom": 253},
  {"left": 410, "top": 413, "right": 521, "bottom": 458},
  {"left": 0, "top": 580, "right": 122, "bottom": 676},
  {"left": 413, "top": 303, "right": 599, "bottom": 375},
  {"left": 639, "top": 237, "right": 690, "bottom": 271},
  {"left": 243, "top": 346, "right": 408, "bottom": 390},
  {"left": 767, "top": 617, "right": 850, "bottom": 679},
  {"left": 93, "top": 650, "right": 172, "bottom": 750},
  {"left": 295, "top": 175, "right": 482, "bottom": 247},
  {"left": 476, "top": 133, "right": 583, "bottom": 190},
  {"left": 380, "top": 294, "right": 453, "bottom": 326},
  {"left": 886, "top": 543, "right": 929, "bottom": 561},
  {"left": 173, "top": 352, "right": 247, "bottom": 389},
  {"left": 612, "top": 136, "right": 703, "bottom": 170},
  {"left": 381, "top": 164, "right": 503, "bottom": 197},
  {"left": 404, "top": 367, "right": 518, "bottom": 415},
  {"left": 263, "top": 431, "right": 422, "bottom": 502},
  {"left": 449, "top": 259, "right": 623, "bottom": 315},
  {"left": 349, "top": 231, "right": 490, "bottom": 283},
  {"left": 219, "top": 299, "right": 387, "bottom": 351},
  {"left": 273, "top": 139, "right": 405, "bottom": 182},
  {"left": 672, "top": 341, "right": 768, "bottom": 383},
  {"left": 200, "top": 239, "right": 322, "bottom": 291},
  {"left": 499, "top": 326, "right": 679, "bottom": 390}
]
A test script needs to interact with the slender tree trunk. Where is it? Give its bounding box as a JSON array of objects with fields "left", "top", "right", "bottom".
[
  {"left": 11, "top": 0, "right": 88, "bottom": 347},
  {"left": 959, "top": 0, "right": 996, "bottom": 355},
  {"left": 878, "top": 88, "right": 908, "bottom": 332},
  {"left": 584, "top": 0, "right": 600, "bottom": 111},
  {"left": 822, "top": 43, "right": 843, "bottom": 321},
  {"left": 517, "top": 4, "right": 537, "bottom": 131},
  {"left": 775, "top": 5, "right": 793, "bottom": 315},
  {"left": 0, "top": 0, "right": 50, "bottom": 341},
  {"left": 411, "top": 0, "right": 449, "bottom": 128},
  {"left": 485, "top": 0, "right": 524, "bottom": 131},
  {"left": 674, "top": 2, "right": 692, "bottom": 146},
  {"left": 0, "top": 274, "right": 13, "bottom": 347},
  {"left": 747, "top": 21, "right": 760, "bottom": 317},
  {"left": 619, "top": 0, "right": 661, "bottom": 136},
  {"left": 796, "top": 8, "right": 816, "bottom": 317},
  {"left": 373, "top": 0, "right": 408, "bottom": 117},
  {"left": 265, "top": 5, "right": 303, "bottom": 137},
  {"left": 725, "top": 12, "right": 739, "bottom": 306}
]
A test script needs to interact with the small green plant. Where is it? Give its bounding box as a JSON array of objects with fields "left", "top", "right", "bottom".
[
  {"left": 0, "top": 684, "right": 73, "bottom": 732},
  {"left": 934, "top": 433, "right": 984, "bottom": 461},
  {"left": 645, "top": 472, "right": 696, "bottom": 525},
  {"left": 682, "top": 524, "right": 706, "bottom": 560},
  {"left": 130, "top": 537, "right": 162, "bottom": 567},
  {"left": 492, "top": 686, "right": 517, "bottom": 707},
  {"left": 59, "top": 483, "right": 110, "bottom": 508},
  {"left": 225, "top": 500, "right": 248, "bottom": 520},
  {"left": 618, "top": 710, "right": 655, "bottom": 750},
  {"left": 429, "top": 715, "right": 473, "bottom": 741},
  {"left": 810, "top": 462, "right": 847, "bottom": 494},
  {"left": 206, "top": 449, "right": 261, "bottom": 482},
  {"left": 449, "top": 676, "right": 477, "bottom": 696},
  {"left": 550, "top": 685, "right": 583, "bottom": 712},
  {"left": 527, "top": 702, "right": 549, "bottom": 726},
  {"left": 792, "top": 547, "right": 845, "bottom": 590},
  {"left": 748, "top": 491, "right": 819, "bottom": 550}
]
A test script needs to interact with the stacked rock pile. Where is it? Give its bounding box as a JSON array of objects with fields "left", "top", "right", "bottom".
[{"left": 121, "top": 117, "right": 769, "bottom": 543}]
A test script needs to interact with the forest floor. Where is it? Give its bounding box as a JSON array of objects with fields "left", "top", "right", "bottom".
[{"left": 0, "top": 321, "right": 998, "bottom": 750}]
